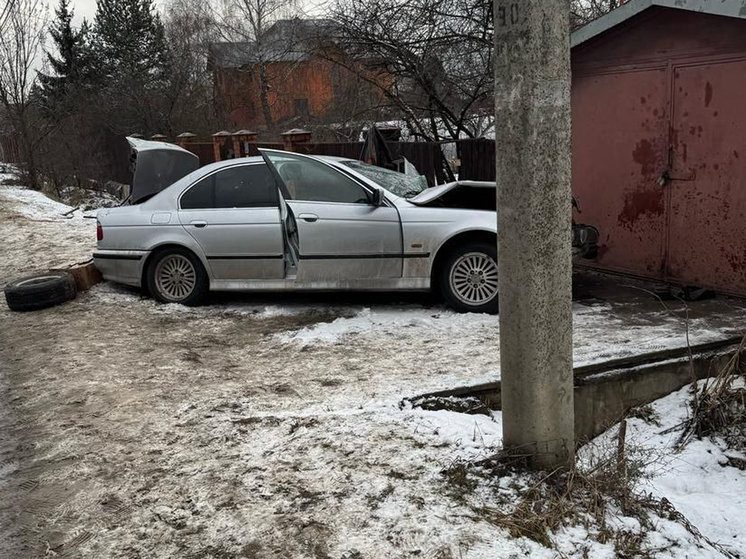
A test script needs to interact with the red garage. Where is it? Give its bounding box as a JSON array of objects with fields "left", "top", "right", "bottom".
[{"left": 571, "top": 0, "right": 746, "bottom": 296}]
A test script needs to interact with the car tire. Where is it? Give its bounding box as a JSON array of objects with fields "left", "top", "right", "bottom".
[
  {"left": 146, "top": 247, "right": 209, "bottom": 306},
  {"left": 4, "top": 272, "right": 77, "bottom": 312},
  {"left": 439, "top": 242, "right": 499, "bottom": 314}
]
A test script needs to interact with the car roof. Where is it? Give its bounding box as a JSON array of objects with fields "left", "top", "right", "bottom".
[{"left": 198, "top": 153, "right": 355, "bottom": 173}]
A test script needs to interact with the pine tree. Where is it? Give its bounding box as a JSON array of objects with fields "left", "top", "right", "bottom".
[
  {"left": 93, "top": 0, "right": 170, "bottom": 86},
  {"left": 37, "top": 0, "right": 95, "bottom": 112}
]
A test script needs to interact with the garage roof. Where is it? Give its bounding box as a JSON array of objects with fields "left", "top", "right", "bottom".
[{"left": 571, "top": 0, "right": 746, "bottom": 48}]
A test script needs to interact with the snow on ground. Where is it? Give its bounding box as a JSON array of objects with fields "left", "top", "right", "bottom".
[
  {"left": 281, "top": 298, "right": 745, "bottom": 370},
  {"left": 0, "top": 177, "right": 97, "bottom": 286},
  {"left": 581, "top": 382, "right": 746, "bottom": 557},
  {"left": 1, "top": 179, "right": 745, "bottom": 558}
]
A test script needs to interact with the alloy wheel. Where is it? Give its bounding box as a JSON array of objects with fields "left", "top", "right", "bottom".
[
  {"left": 154, "top": 254, "right": 197, "bottom": 302},
  {"left": 448, "top": 252, "right": 498, "bottom": 307}
]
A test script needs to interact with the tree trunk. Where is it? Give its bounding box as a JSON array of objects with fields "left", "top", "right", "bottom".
[
  {"left": 259, "top": 61, "right": 273, "bottom": 130},
  {"left": 16, "top": 109, "right": 41, "bottom": 190}
]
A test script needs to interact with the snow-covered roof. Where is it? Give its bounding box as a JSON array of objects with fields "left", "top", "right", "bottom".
[{"left": 571, "top": 0, "right": 746, "bottom": 48}]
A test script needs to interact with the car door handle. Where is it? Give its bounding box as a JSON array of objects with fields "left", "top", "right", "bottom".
[
  {"left": 298, "top": 213, "right": 318, "bottom": 223},
  {"left": 190, "top": 220, "right": 207, "bottom": 228}
]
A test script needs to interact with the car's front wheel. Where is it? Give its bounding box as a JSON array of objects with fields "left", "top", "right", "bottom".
[
  {"left": 147, "top": 247, "right": 208, "bottom": 306},
  {"left": 439, "top": 242, "right": 499, "bottom": 314}
]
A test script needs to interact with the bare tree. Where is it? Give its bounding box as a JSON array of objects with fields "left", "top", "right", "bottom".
[
  {"left": 570, "top": 0, "right": 619, "bottom": 29},
  {"left": 0, "top": 0, "right": 47, "bottom": 188},
  {"left": 159, "top": 0, "right": 220, "bottom": 135},
  {"left": 328, "top": 0, "right": 494, "bottom": 142}
]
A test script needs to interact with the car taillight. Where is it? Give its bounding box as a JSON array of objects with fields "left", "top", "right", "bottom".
[{"left": 96, "top": 220, "right": 103, "bottom": 241}]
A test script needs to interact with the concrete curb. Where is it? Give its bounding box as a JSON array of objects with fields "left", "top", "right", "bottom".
[{"left": 405, "top": 336, "right": 745, "bottom": 441}]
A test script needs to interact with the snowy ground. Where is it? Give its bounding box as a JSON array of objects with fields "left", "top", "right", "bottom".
[
  {"left": 617, "top": 384, "right": 746, "bottom": 558},
  {"left": 1, "top": 180, "right": 745, "bottom": 558},
  {"left": 0, "top": 180, "right": 97, "bottom": 287}
]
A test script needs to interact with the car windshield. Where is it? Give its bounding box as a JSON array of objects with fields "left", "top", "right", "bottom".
[{"left": 339, "top": 160, "right": 428, "bottom": 199}]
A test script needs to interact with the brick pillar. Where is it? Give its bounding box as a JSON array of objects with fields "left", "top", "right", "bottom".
[
  {"left": 151, "top": 134, "right": 168, "bottom": 142},
  {"left": 281, "top": 128, "right": 312, "bottom": 152},
  {"left": 232, "top": 130, "right": 258, "bottom": 158},
  {"left": 212, "top": 130, "right": 232, "bottom": 161},
  {"left": 176, "top": 132, "right": 197, "bottom": 148}
]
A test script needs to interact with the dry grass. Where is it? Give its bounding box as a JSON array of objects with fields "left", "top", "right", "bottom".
[
  {"left": 680, "top": 335, "right": 746, "bottom": 450},
  {"left": 437, "top": 332, "right": 746, "bottom": 557},
  {"left": 626, "top": 404, "right": 662, "bottom": 427},
  {"left": 442, "top": 419, "right": 736, "bottom": 558},
  {"left": 441, "top": 335, "right": 746, "bottom": 557}
]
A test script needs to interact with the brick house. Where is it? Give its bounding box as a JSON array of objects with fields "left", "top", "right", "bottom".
[{"left": 209, "top": 19, "right": 391, "bottom": 133}]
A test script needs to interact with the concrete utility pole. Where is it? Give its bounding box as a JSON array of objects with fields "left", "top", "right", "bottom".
[{"left": 494, "top": 0, "right": 574, "bottom": 469}]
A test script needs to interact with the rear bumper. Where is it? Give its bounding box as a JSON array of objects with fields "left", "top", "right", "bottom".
[{"left": 92, "top": 250, "right": 149, "bottom": 287}]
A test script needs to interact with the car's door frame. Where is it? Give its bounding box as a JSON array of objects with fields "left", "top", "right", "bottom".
[
  {"left": 258, "top": 149, "right": 405, "bottom": 283},
  {"left": 176, "top": 161, "right": 287, "bottom": 281}
]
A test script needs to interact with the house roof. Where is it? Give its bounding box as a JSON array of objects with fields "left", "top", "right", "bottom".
[
  {"left": 571, "top": 0, "right": 746, "bottom": 48},
  {"left": 209, "top": 19, "right": 337, "bottom": 68}
]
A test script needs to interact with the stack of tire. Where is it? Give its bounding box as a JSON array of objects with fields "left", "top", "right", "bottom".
[{"left": 4, "top": 272, "right": 77, "bottom": 312}]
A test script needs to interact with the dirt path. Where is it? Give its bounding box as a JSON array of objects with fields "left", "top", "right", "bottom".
[
  {"left": 0, "top": 286, "right": 514, "bottom": 559},
  {"left": 3, "top": 183, "right": 745, "bottom": 558}
]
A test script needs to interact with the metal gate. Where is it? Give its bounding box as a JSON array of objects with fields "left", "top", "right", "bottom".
[
  {"left": 572, "top": 57, "right": 746, "bottom": 296},
  {"left": 667, "top": 58, "right": 746, "bottom": 293}
]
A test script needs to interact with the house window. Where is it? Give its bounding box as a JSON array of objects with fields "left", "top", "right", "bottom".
[{"left": 294, "top": 98, "right": 309, "bottom": 117}]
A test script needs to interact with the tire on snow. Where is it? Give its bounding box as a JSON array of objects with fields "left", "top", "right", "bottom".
[{"left": 4, "top": 272, "right": 77, "bottom": 312}]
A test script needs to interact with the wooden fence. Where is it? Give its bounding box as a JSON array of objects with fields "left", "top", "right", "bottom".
[
  {"left": 182, "top": 139, "right": 451, "bottom": 187},
  {"left": 2, "top": 131, "right": 495, "bottom": 187},
  {"left": 456, "top": 138, "right": 495, "bottom": 182}
]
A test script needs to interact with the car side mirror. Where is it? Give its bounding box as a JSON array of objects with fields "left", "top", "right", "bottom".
[{"left": 371, "top": 189, "right": 384, "bottom": 207}]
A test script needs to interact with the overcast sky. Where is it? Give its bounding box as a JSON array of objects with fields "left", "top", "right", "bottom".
[
  {"left": 68, "top": 0, "right": 167, "bottom": 25},
  {"left": 66, "top": 0, "right": 322, "bottom": 25}
]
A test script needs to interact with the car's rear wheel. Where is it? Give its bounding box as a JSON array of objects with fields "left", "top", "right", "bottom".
[
  {"left": 147, "top": 247, "right": 208, "bottom": 306},
  {"left": 439, "top": 242, "right": 499, "bottom": 314}
]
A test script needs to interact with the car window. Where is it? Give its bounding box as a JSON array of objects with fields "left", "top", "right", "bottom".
[
  {"left": 264, "top": 151, "right": 371, "bottom": 204},
  {"left": 340, "top": 160, "right": 428, "bottom": 199},
  {"left": 180, "top": 174, "right": 213, "bottom": 209},
  {"left": 181, "top": 164, "right": 277, "bottom": 209}
]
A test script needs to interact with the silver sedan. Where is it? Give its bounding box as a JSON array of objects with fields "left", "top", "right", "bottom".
[{"left": 94, "top": 144, "right": 597, "bottom": 313}]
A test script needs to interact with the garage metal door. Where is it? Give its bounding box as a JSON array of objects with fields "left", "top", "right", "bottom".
[
  {"left": 667, "top": 58, "right": 746, "bottom": 294},
  {"left": 572, "top": 58, "right": 746, "bottom": 295},
  {"left": 572, "top": 66, "right": 670, "bottom": 278}
]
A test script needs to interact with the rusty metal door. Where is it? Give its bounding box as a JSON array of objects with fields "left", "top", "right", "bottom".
[
  {"left": 667, "top": 59, "right": 746, "bottom": 294},
  {"left": 572, "top": 67, "right": 670, "bottom": 277}
]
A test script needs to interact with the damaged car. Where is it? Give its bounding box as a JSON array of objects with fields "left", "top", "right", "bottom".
[{"left": 94, "top": 139, "right": 598, "bottom": 313}]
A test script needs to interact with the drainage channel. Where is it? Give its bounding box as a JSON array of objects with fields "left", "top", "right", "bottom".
[{"left": 404, "top": 335, "right": 745, "bottom": 441}]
